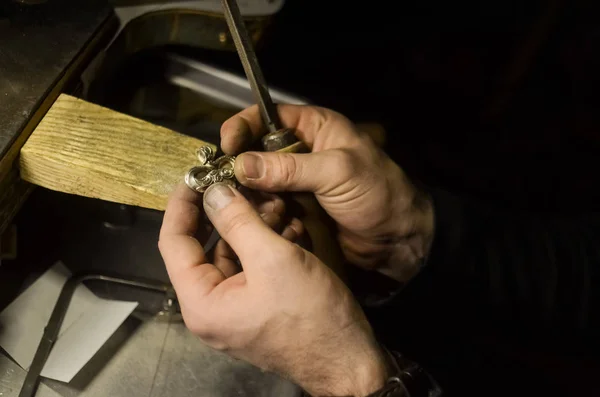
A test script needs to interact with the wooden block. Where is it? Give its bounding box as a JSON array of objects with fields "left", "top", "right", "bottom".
[
  {"left": 20, "top": 94, "right": 213, "bottom": 211},
  {"left": 19, "top": 94, "right": 345, "bottom": 275}
]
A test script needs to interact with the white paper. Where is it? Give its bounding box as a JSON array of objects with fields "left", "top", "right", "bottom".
[{"left": 0, "top": 262, "right": 138, "bottom": 383}]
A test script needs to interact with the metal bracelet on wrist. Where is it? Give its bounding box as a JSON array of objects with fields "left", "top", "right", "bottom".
[
  {"left": 184, "top": 146, "right": 237, "bottom": 193},
  {"left": 366, "top": 349, "right": 442, "bottom": 397},
  {"left": 299, "top": 350, "right": 442, "bottom": 397},
  {"left": 366, "top": 377, "right": 408, "bottom": 397}
]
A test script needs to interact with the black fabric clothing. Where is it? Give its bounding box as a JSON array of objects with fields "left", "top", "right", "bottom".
[
  {"left": 364, "top": 188, "right": 600, "bottom": 396},
  {"left": 427, "top": 188, "right": 599, "bottom": 341}
]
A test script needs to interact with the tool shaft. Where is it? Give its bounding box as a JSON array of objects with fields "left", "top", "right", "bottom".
[{"left": 221, "top": 0, "right": 281, "bottom": 133}]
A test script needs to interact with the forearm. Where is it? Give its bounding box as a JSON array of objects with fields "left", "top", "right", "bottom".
[{"left": 314, "top": 348, "right": 441, "bottom": 397}]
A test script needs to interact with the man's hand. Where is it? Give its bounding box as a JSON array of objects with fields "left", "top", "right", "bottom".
[
  {"left": 159, "top": 183, "right": 390, "bottom": 396},
  {"left": 221, "top": 105, "right": 435, "bottom": 282}
]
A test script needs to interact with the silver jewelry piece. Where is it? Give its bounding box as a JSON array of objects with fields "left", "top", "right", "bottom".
[
  {"left": 196, "top": 146, "right": 215, "bottom": 165},
  {"left": 185, "top": 146, "right": 237, "bottom": 193}
]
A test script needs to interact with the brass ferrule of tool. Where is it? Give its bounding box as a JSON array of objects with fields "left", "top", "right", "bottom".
[{"left": 261, "top": 128, "right": 306, "bottom": 153}]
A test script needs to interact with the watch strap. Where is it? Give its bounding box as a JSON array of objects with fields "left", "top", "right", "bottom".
[
  {"left": 365, "top": 376, "right": 408, "bottom": 397},
  {"left": 366, "top": 349, "right": 442, "bottom": 397}
]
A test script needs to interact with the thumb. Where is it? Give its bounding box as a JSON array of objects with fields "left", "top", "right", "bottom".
[
  {"left": 203, "top": 183, "right": 284, "bottom": 265},
  {"left": 235, "top": 150, "right": 347, "bottom": 193}
]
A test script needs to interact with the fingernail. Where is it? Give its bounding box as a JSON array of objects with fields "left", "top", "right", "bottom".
[
  {"left": 259, "top": 212, "right": 270, "bottom": 223},
  {"left": 204, "top": 183, "right": 235, "bottom": 210},
  {"left": 241, "top": 153, "right": 264, "bottom": 179}
]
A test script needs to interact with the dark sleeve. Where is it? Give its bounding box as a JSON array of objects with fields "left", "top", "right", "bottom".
[{"left": 426, "top": 188, "right": 600, "bottom": 343}]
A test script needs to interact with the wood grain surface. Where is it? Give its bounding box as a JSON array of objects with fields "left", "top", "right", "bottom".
[
  {"left": 19, "top": 94, "right": 346, "bottom": 274},
  {"left": 20, "top": 94, "right": 213, "bottom": 210}
]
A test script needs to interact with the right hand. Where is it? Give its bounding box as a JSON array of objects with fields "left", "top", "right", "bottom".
[
  {"left": 220, "top": 105, "right": 435, "bottom": 283},
  {"left": 159, "top": 183, "right": 391, "bottom": 397}
]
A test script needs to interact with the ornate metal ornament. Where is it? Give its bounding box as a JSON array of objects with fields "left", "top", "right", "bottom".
[{"left": 185, "top": 146, "right": 237, "bottom": 193}]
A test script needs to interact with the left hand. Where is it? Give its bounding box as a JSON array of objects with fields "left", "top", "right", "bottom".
[
  {"left": 220, "top": 105, "right": 434, "bottom": 282},
  {"left": 159, "top": 183, "right": 390, "bottom": 396}
]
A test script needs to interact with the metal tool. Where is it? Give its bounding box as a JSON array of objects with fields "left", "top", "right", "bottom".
[
  {"left": 185, "top": 0, "right": 306, "bottom": 195},
  {"left": 220, "top": 0, "right": 306, "bottom": 153},
  {"left": 185, "top": 0, "right": 309, "bottom": 254}
]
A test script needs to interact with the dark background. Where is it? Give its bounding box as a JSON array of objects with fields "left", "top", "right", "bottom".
[
  {"left": 102, "top": 0, "right": 600, "bottom": 213},
  {"left": 255, "top": 2, "right": 600, "bottom": 395},
  {"left": 252, "top": 0, "right": 600, "bottom": 213}
]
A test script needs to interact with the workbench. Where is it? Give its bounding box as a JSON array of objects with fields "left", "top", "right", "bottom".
[
  {"left": 0, "top": 0, "right": 113, "bottom": 234},
  {"left": 0, "top": 2, "right": 302, "bottom": 396}
]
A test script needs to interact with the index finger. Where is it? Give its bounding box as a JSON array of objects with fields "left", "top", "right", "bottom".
[
  {"left": 220, "top": 104, "right": 359, "bottom": 154},
  {"left": 159, "top": 183, "right": 226, "bottom": 295},
  {"left": 160, "top": 183, "right": 203, "bottom": 238}
]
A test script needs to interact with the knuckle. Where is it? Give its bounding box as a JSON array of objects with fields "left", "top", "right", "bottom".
[
  {"left": 291, "top": 217, "right": 304, "bottom": 235},
  {"left": 290, "top": 244, "right": 306, "bottom": 261},
  {"left": 187, "top": 324, "right": 230, "bottom": 353},
  {"left": 185, "top": 319, "right": 206, "bottom": 336},
  {"left": 184, "top": 314, "right": 226, "bottom": 347},
  {"left": 271, "top": 196, "right": 286, "bottom": 215},
  {"left": 277, "top": 242, "right": 307, "bottom": 265},
  {"left": 264, "top": 153, "right": 298, "bottom": 189},
  {"left": 220, "top": 209, "right": 254, "bottom": 237},
  {"left": 281, "top": 153, "right": 300, "bottom": 186},
  {"left": 309, "top": 106, "right": 353, "bottom": 132},
  {"left": 157, "top": 236, "right": 173, "bottom": 256},
  {"left": 260, "top": 212, "right": 281, "bottom": 229},
  {"left": 301, "top": 106, "right": 328, "bottom": 133},
  {"left": 331, "top": 148, "right": 359, "bottom": 176}
]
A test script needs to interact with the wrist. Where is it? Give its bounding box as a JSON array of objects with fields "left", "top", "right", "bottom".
[
  {"left": 342, "top": 345, "right": 393, "bottom": 397},
  {"left": 385, "top": 185, "right": 434, "bottom": 283},
  {"left": 302, "top": 342, "right": 391, "bottom": 397}
]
